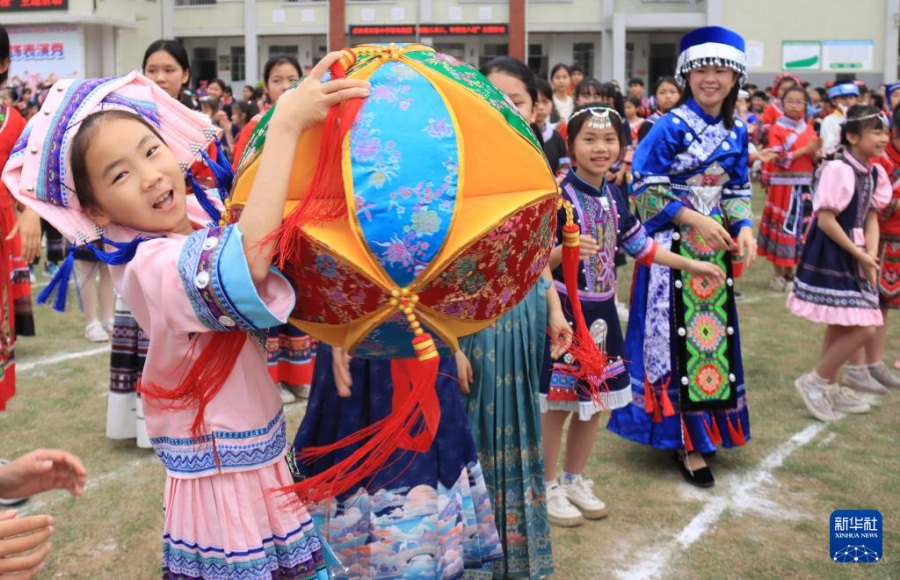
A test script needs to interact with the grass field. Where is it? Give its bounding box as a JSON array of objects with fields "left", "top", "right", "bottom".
[{"left": 3, "top": 190, "right": 899, "bottom": 578}]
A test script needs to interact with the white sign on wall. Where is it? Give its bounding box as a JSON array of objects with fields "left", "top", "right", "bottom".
[
  {"left": 7, "top": 25, "right": 82, "bottom": 81},
  {"left": 822, "top": 40, "right": 874, "bottom": 71},
  {"left": 746, "top": 40, "right": 764, "bottom": 70},
  {"left": 782, "top": 41, "right": 821, "bottom": 71}
]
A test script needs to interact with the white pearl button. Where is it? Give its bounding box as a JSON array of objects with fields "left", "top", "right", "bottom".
[
  {"left": 202, "top": 236, "right": 218, "bottom": 250},
  {"left": 218, "top": 315, "right": 236, "bottom": 327},
  {"left": 195, "top": 271, "right": 210, "bottom": 289}
]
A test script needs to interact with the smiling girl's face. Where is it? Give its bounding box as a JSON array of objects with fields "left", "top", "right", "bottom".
[
  {"left": 571, "top": 119, "right": 620, "bottom": 186},
  {"left": 77, "top": 115, "right": 193, "bottom": 237}
]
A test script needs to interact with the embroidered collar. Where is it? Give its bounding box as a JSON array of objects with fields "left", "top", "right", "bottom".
[
  {"left": 565, "top": 169, "right": 606, "bottom": 198},
  {"left": 775, "top": 114, "right": 807, "bottom": 130},
  {"left": 842, "top": 148, "right": 872, "bottom": 172},
  {"left": 685, "top": 98, "right": 722, "bottom": 125}
]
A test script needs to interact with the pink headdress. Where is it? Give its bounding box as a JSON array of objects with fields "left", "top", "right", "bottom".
[{"left": 3, "top": 71, "right": 222, "bottom": 247}]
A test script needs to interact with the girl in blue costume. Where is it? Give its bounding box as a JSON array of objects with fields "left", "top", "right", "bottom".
[
  {"left": 542, "top": 105, "right": 724, "bottom": 525},
  {"left": 608, "top": 26, "right": 758, "bottom": 488},
  {"left": 456, "top": 56, "right": 572, "bottom": 579}
]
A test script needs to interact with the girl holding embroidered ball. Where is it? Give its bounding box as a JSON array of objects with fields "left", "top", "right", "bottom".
[
  {"left": 788, "top": 105, "right": 892, "bottom": 421},
  {"left": 541, "top": 104, "right": 724, "bottom": 526},
  {"left": 608, "top": 26, "right": 756, "bottom": 489},
  {"left": 5, "top": 54, "right": 370, "bottom": 578}
]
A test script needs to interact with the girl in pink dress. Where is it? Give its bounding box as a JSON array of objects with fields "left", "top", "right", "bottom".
[
  {"left": 788, "top": 105, "right": 891, "bottom": 423},
  {"left": 4, "top": 54, "right": 370, "bottom": 578}
]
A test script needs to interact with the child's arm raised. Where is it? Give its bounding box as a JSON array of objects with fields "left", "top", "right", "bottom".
[{"left": 238, "top": 52, "right": 370, "bottom": 284}]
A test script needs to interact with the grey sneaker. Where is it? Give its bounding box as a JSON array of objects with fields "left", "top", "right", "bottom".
[
  {"left": 827, "top": 385, "right": 871, "bottom": 414},
  {"left": 842, "top": 370, "right": 889, "bottom": 396},
  {"left": 546, "top": 481, "right": 584, "bottom": 527},
  {"left": 794, "top": 373, "right": 840, "bottom": 422},
  {"left": 868, "top": 362, "right": 900, "bottom": 389}
]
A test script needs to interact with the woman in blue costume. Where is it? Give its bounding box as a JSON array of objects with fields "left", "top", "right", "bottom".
[
  {"left": 457, "top": 57, "right": 571, "bottom": 579},
  {"left": 608, "top": 26, "right": 758, "bottom": 488}
]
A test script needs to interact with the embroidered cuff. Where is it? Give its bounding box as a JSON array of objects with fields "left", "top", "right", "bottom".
[
  {"left": 721, "top": 195, "right": 753, "bottom": 237},
  {"left": 636, "top": 240, "right": 658, "bottom": 267},
  {"left": 178, "top": 225, "right": 295, "bottom": 332},
  {"left": 621, "top": 221, "right": 655, "bottom": 264}
]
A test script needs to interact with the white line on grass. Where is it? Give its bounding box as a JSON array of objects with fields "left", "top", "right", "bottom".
[
  {"left": 617, "top": 423, "right": 827, "bottom": 580},
  {"left": 17, "top": 346, "right": 110, "bottom": 374}
]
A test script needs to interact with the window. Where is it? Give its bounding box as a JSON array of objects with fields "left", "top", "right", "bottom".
[
  {"left": 626, "top": 42, "right": 634, "bottom": 81},
  {"left": 528, "top": 43, "right": 548, "bottom": 78},
  {"left": 175, "top": 0, "right": 216, "bottom": 6},
  {"left": 192, "top": 47, "right": 217, "bottom": 88},
  {"left": 269, "top": 45, "right": 299, "bottom": 59},
  {"left": 230, "top": 46, "right": 245, "bottom": 83},
  {"left": 573, "top": 42, "right": 594, "bottom": 78},
  {"left": 480, "top": 43, "right": 508, "bottom": 69}
]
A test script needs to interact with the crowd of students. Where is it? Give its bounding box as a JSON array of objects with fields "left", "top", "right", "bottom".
[{"left": 0, "top": 22, "right": 897, "bottom": 580}]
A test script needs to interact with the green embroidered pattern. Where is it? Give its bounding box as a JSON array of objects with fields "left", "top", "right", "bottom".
[
  {"left": 674, "top": 215, "right": 737, "bottom": 410},
  {"left": 721, "top": 196, "right": 753, "bottom": 226},
  {"left": 634, "top": 184, "right": 680, "bottom": 223}
]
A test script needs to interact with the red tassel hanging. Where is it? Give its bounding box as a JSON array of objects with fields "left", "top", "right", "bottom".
[
  {"left": 140, "top": 333, "right": 248, "bottom": 438},
  {"left": 643, "top": 377, "right": 656, "bottom": 415},
  {"left": 659, "top": 377, "right": 676, "bottom": 417},
  {"left": 682, "top": 419, "right": 694, "bottom": 453},
  {"left": 283, "top": 289, "right": 443, "bottom": 505},
  {"left": 558, "top": 221, "right": 613, "bottom": 404},
  {"left": 262, "top": 55, "right": 364, "bottom": 269}
]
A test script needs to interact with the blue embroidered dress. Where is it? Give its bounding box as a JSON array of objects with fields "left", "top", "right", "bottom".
[
  {"left": 541, "top": 171, "right": 655, "bottom": 420},
  {"left": 112, "top": 224, "right": 336, "bottom": 579},
  {"left": 292, "top": 345, "right": 504, "bottom": 579},
  {"left": 608, "top": 98, "right": 752, "bottom": 453}
]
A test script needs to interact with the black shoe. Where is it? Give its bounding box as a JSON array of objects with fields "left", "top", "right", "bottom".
[
  {"left": 674, "top": 452, "right": 715, "bottom": 488},
  {"left": 702, "top": 450, "right": 716, "bottom": 459}
]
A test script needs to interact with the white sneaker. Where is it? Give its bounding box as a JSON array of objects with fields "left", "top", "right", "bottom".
[
  {"left": 84, "top": 321, "right": 110, "bottom": 342},
  {"left": 546, "top": 481, "right": 584, "bottom": 527},
  {"left": 867, "top": 362, "right": 900, "bottom": 390},
  {"left": 794, "top": 372, "right": 839, "bottom": 422},
  {"left": 563, "top": 475, "right": 608, "bottom": 519},
  {"left": 769, "top": 276, "right": 786, "bottom": 291},
  {"left": 842, "top": 369, "right": 889, "bottom": 396},
  {"left": 279, "top": 385, "right": 297, "bottom": 404},
  {"left": 827, "top": 385, "right": 871, "bottom": 414}
]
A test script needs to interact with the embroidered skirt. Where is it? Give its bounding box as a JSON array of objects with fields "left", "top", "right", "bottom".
[
  {"left": 879, "top": 236, "right": 900, "bottom": 309},
  {"left": 459, "top": 280, "right": 554, "bottom": 579},
  {"left": 757, "top": 183, "right": 812, "bottom": 268},
  {"left": 161, "top": 460, "right": 333, "bottom": 579},
  {"left": 292, "top": 345, "right": 503, "bottom": 579},
  {"left": 265, "top": 324, "right": 317, "bottom": 388},
  {"left": 539, "top": 297, "right": 631, "bottom": 420},
  {"left": 107, "top": 294, "right": 150, "bottom": 441},
  {"left": 608, "top": 228, "right": 750, "bottom": 453}
]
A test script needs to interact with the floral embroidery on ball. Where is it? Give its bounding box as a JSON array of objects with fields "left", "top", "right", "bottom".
[{"left": 424, "top": 117, "right": 454, "bottom": 139}]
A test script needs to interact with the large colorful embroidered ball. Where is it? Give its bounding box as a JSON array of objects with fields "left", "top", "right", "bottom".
[{"left": 227, "top": 44, "right": 558, "bottom": 358}]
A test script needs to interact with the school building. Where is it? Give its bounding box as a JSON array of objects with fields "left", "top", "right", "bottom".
[{"left": 1, "top": 0, "right": 897, "bottom": 89}]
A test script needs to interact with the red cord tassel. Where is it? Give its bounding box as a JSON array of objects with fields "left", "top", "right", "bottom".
[
  {"left": 140, "top": 333, "right": 247, "bottom": 438},
  {"left": 559, "top": 223, "right": 613, "bottom": 404},
  {"left": 682, "top": 419, "right": 694, "bottom": 453},
  {"left": 643, "top": 377, "right": 656, "bottom": 415},
  {"left": 283, "top": 333, "right": 441, "bottom": 505},
  {"left": 262, "top": 59, "right": 365, "bottom": 270},
  {"left": 658, "top": 377, "right": 675, "bottom": 417}
]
